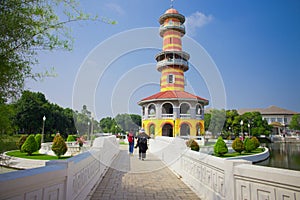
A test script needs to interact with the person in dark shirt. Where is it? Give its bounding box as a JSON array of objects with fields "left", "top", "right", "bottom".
[{"left": 135, "top": 128, "right": 150, "bottom": 160}]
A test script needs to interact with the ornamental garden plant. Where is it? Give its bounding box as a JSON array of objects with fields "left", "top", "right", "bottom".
[
  {"left": 67, "top": 135, "right": 76, "bottom": 142},
  {"left": 214, "top": 136, "right": 228, "bottom": 156},
  {"left": 214, "top": 136, "right": 262, "bottom": 157},
  {"left": 17, "top": 135, "right": 27, "bottom": 151},
  {"left": 21, "top": 134, "right": 38, "bottom": 156},
  {"left": 232, "top": 137, "right": 245, "bottom": 154},
  {"left": 35, "top": 134, "right": 42, "bottom": 150},
  {"left": 52, "top": 133, "right": 68, "bottom": 158},
  {"left": 186, "top": 139, "right": 200, "bottom": 151}
]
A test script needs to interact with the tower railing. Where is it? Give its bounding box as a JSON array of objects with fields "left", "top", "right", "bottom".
[
  {"left": 160, "top": 24, "right": 185, "bottom": 31},
  {"left": 148, "top": 114, "right": 156, "bottom": 119},
  {"left": 159, "top": 24, "right": 185, "bottom": 36},
  {"left": 180, "top": 114, "right": 191, "bottom": 119},
  {"left": 161, "top": 114, "right": 174, "bottom": 119},
  {"left": 156, "top": 59, "right": 188, "bottom": 68},
  {"left": 196, "top": 114, "right": 203, "bottom": 120}
]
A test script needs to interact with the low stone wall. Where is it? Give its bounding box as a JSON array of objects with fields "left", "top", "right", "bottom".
[
  {"left": 39, "top": 141, "right": 92, "bottom": 156},
  {"left": 149, "top": 137, "right": 300, "bottom": 200},
  {"left": 0, "top": 136, "right": 119, "bottom": 200}
]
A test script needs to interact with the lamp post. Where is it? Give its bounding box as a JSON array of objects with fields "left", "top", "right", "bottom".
[
  {"left": 87, "top": 121, "right": 90, "bottom": 141},
  {"left": 240, "top": 120, "right": 244, "bottom": 138},
  {"left": 248, "top": 123, "right": 250, "bottom": 138},
  {"left": 42, "top": 116, "right": 46, "bottom": 143}
]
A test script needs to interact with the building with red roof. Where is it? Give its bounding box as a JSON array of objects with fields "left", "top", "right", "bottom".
[{"left": 138, "top": 7, "right": 209, "bottom": 137}]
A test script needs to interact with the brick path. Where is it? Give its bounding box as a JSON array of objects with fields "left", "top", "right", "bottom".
[{"left": 88, "top": 145, "right": 200, "bottom": 200}]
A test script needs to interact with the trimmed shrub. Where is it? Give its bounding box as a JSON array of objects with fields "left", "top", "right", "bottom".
[
  {"left": 244, "top": 137, "right": 256, "bottom": 153},
  {"left": 35, "top": 134, "right": 42, "bottom": 150},
  {"left": 251, "top": 136, "right": 260, "bottom": 149},
  {"left": 67, "top": 135, "right": 76, "bottom": 142},
  {"left": 17, "top": 135, "right": 27, "bottom": 151},
  {"left": 186, "top": 139, "right": 200, "bottom": 151},
  {"left": 21, "top": 135, "right": 38, "bottom": 155},
  {"left": 214, "top": 136, "right": 228, "bottom": 156},
  {"left": 52, "top": 133, "right": 67, "bottom": 158},
  {"left": 232, "top": 137, "right": 244, "bottom": 154}
]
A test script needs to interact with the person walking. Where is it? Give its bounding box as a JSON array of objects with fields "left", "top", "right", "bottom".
[
  {"left": 127, "top": 131, "right": 135, "bottom": 155},
  {"left": 135, "top": 128, "right": 150, "bottom": 160}
]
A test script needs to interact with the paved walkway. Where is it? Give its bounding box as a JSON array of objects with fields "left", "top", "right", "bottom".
[{"left": 87, "top": 146, "right": 200, "bottom": 200}]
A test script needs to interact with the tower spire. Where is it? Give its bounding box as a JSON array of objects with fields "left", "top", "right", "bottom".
[{"left": 170, "top": 0, "right": 174, "bottom": 8}]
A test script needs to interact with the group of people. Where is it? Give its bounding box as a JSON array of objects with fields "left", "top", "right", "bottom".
[{"left": 127, "top": 128, "right": 150, "bottom": 160}]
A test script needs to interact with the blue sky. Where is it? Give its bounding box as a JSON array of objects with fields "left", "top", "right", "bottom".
[{"left": 26, "top": 0, "right": 300, "bottom": 120}]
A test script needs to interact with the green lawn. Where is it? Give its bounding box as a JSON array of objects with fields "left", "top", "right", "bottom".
[
  {"left": 216, "top": 148, "right": 265, "bottom": 158},
  {"left": 6, "top": 150, "right": 71, "bottom": 160}
]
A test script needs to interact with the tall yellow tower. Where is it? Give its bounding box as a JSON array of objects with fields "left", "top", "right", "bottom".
[{"left": 138, "top": 7, "right": 209, "bottom": 137}]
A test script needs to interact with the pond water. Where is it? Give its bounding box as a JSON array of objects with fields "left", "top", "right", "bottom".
[{"left": 255, "top": 142, "right": 300, "bottom": 171}]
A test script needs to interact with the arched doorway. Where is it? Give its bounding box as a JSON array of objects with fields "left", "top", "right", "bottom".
[
  {"left": 162, "top": 124, "right": 173, "bottom": 137},
  {"left": 149, "top": 124, "right": 155, "bottom": 136},
  {"left": 180, "top": 123, "right": 190, "bottom": 136}
]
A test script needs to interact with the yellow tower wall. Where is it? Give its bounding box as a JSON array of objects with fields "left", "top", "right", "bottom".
[{"left": 142, "top": 118, "right": 205, "bottom": 138}]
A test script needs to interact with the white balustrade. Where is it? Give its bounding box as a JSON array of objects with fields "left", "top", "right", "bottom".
[
  {"left": 0, "top": 136, "right": 119, "bottom": 200},
  {"left": 149, "top": 137, "right": 300, "bottom": 200}
]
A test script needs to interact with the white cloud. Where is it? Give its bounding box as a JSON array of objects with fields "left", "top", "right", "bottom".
[
  {"left": 186, "top": 11, "right": 213, "bottom": 36},
  {"left": 105, "top": 3, "right": 125, "bottom": 15}
]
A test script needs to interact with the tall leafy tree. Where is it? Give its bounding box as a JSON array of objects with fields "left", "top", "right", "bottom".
[
  {"left": 204, "top": 113, "right": 211, "bottom": 131},
  {"left": 114, "top": 114, "right": 141, "bottom": 133},
  {"left": 289, "top": 114, "right": 300, "bottom": 130},
  {"left": 14, "top": 90, "right": 48, "bottom": 134},
  {"left": 207, "top": 109, "right": 226, "bottom": 135},
  {"left": 0, "top": 103, "right": 15, "bottom": 135},
  {"left": 0, "top": 0, "right": 116, "bottom": 102}
]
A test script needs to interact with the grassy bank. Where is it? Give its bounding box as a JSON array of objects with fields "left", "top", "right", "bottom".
[{"left": 6, "top": 150, "right": 71, "bottom": 160}]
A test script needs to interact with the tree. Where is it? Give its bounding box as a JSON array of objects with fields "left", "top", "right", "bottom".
[
  {"left": 224, "top": 109, "right": 239, "bottom": 135},
  {"left": 0, "top": 0, "right": 116, "bottom": 102},
  {"left": 241, "top": 112, "right": 272, "bottom": 136},
  {"left": 21, "top": 134, "right": 38, "bottom": 155},
  {"left": 14, "top": 90, "right": 48, "bottom": 134},
  {"left": 0, "top": 103, "right": 15, "bottom": 135},
  {"left": 251, "top": 136, "right": 260, "bottom": 149},
  {"left": 204, "top": 113, "right": 211, "bottom": 131},
  {"left": 67, "top": 135, "right": 76, "bottom": 142},
  {"left": 17, "top": 135, "right": 27, "bottom": 151},
  {"left": 214, "top": 136, "right": 228, "bottom": 156},
  {"left": 208, "top": 109, "right": 226, "bottom": 135},
  {"left": 244, "top": 137, "right": 256, "bottom": 153},
  {"left": 35, "top": 134, "right": 42, "bottom": 150},
  {"left": 289, "top": 114, "right": 300, "bottom": 130},
  {"left": 232, "top": 137, "right": 244, "bottom": 154},
  {"left": 99, "top": 117, "right": 114, "bottom": 133},
  {"left": 114, "top": 114, "right": 141, "bottom": 133},
  {"left": 52, "top": 133, "right": 67, "bottom": 158}
]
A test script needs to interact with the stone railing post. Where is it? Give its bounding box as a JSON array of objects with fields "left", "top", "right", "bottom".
[{"left": 223, "top": 159, "right": 251, "bottom": 200}]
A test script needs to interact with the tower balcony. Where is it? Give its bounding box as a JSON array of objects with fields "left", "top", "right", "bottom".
[
  {"left": 180, "top": 114, "right": 191, "bottom": 119},
  {"left": 161, "top": 114, "right": 174, "bottom": 119},
  {"left": 159, "top": 24, "right": 185, "bottom": 37},
  {"left": 156, "top": 58, "right": 189, "bottom": 72}
]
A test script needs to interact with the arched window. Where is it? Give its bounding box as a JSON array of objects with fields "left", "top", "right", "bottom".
[
  {"left": 148, "top": 104, "right": 156, "bottom": 118},
  {"left": 180, "top": 103, "right": 190, "bottom": 118},
  {"left": 196, "top": 104, "right": 203, "bottom": 119},
  {"left": 162, "top": 103, "right": 173, "bottom": 118}
]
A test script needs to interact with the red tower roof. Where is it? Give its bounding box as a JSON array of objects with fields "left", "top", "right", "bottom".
[
  {"left": 165, "top": 8, "right": 179, "bottom": 14},
  {"left": 138, "top": 91, "right": 208, "bottom": 105}
]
